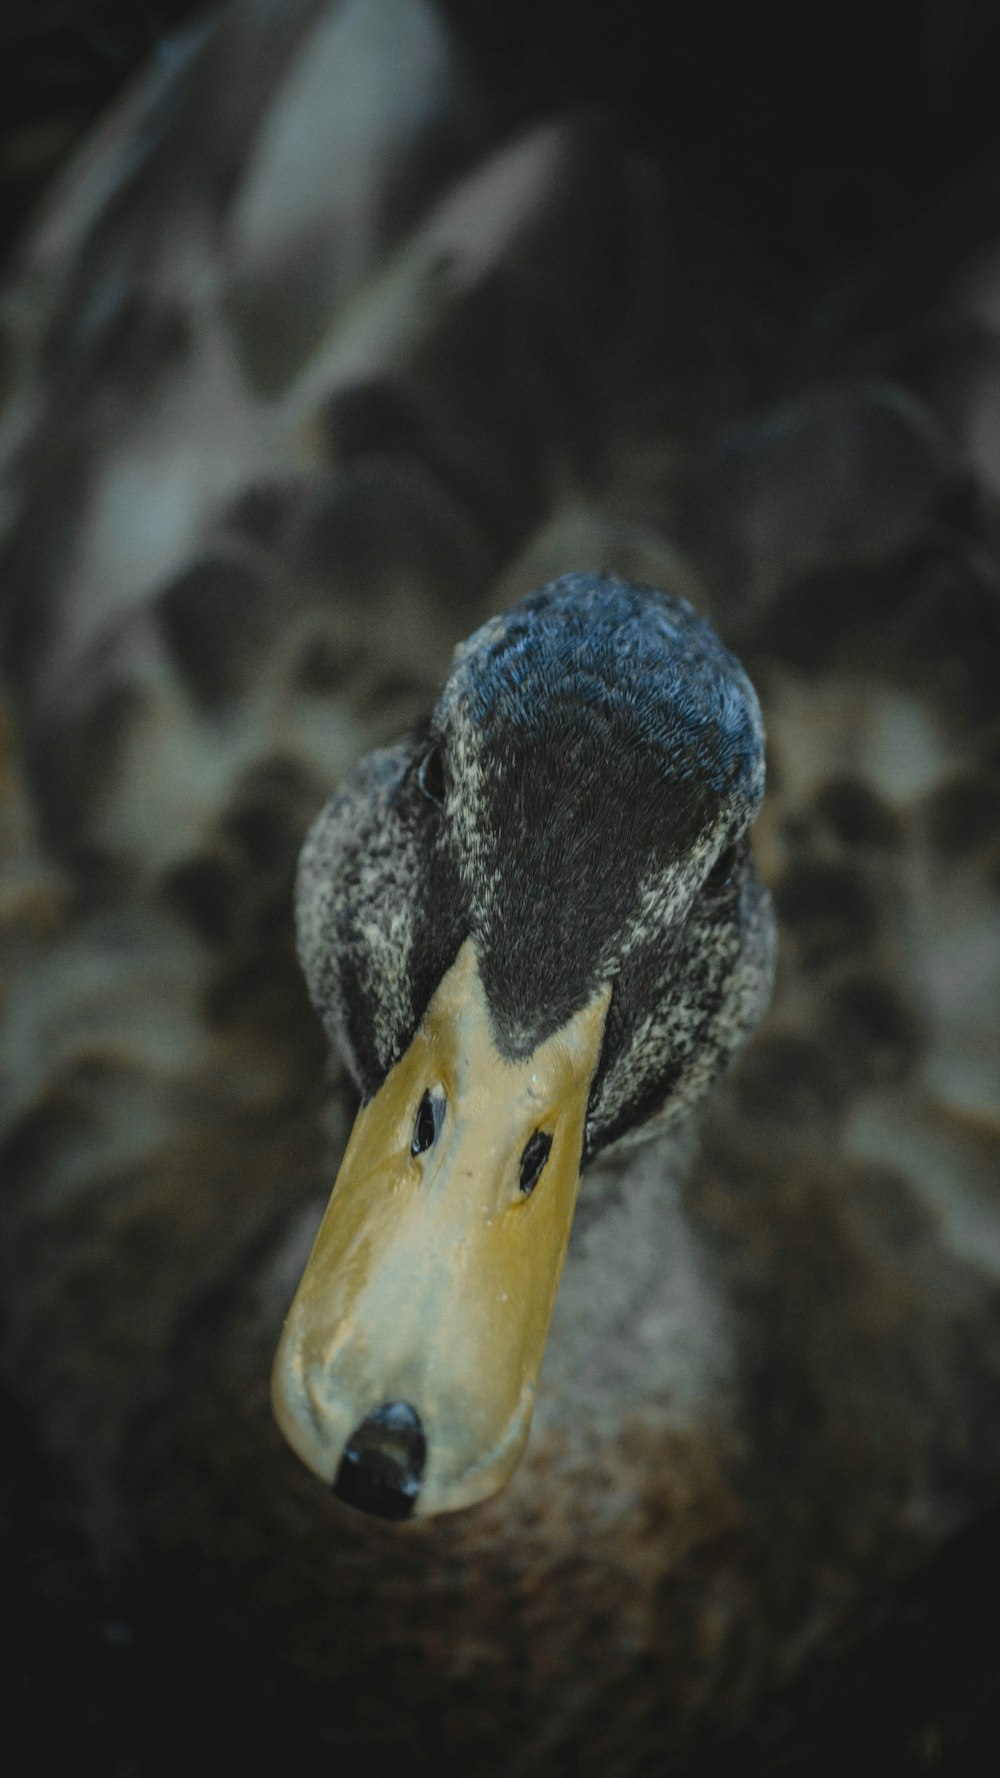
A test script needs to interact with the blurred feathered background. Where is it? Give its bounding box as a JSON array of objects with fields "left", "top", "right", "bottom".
[
  {"left": 5, "top": 1, "right": 1000, "bottom": 269},
  {"left": 2, "top": 4, "right": 1000, "bottom": 1776}
]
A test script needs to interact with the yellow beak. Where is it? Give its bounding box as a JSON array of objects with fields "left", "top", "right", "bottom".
[{"left": 272, "top": 939, "right": 610, "bottom": 1517}]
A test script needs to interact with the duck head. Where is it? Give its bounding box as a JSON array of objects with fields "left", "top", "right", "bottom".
[{"left": 272, "top": 573, "right": 773, "bottom": 1518}]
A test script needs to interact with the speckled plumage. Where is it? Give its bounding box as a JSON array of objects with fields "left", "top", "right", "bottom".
[
  {"left": 2, "top": 2, "right": 1000, "bottom": 1774},
  {"left": 297, "top": 572, "right": 773, "bottom": 1158}
]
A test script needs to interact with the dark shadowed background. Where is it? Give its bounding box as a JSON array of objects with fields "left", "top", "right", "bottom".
[{"left": 1, "top": 3, "right": 999, "bottom": 1775}]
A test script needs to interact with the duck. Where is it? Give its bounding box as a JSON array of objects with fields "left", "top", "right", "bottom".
[
  {"left": 274, "top": 570, "right": 773, "bottom": 1519},
  {"left": 1, "top": 2, "right": 1000, "bottom": 1775}
]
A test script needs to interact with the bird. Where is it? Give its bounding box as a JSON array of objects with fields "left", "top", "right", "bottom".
[
  {"left": 1, "top": 2, "right": 1000, "bottom": 1774},
  {"left": 275, "top": 569, "right": 774, "bottom": 1519}
]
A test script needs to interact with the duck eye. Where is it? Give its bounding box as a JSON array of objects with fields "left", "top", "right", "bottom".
[
  {"left": 519, "top": 1130, "right": 552, "bottom": 1197},
  {"left": 705, "top": 843, "right": 738, "bottom": 892},
  {"left": 417, "top": 745, "right": 445, "bottom": 807},
  {"left": 410, "top": 1090, "right": 441, "bottom": 1157}
]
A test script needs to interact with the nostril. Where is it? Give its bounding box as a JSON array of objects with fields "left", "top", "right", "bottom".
[{"left": 333, "top": 1401, "right": 426, "bottom": 1521}]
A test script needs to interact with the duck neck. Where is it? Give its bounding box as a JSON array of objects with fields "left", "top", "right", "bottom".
[{"left": 535, "top": 1123, "right": 735, "bottom": 1431}]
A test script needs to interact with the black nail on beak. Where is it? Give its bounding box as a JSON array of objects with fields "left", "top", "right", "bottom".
[{"left": 333, "top": 1401, "right": 426, "bottom": 1521}]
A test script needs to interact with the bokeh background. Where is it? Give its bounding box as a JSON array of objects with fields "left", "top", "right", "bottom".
[
  {"left": 2, "top": 4, "right": 1000, "bottom": 1775},
  {"left": 6, "top": 1, "right": 1000, "bottom": 270}
]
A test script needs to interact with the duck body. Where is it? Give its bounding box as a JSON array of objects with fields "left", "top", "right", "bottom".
[{"left": 2, "top": 3, "right": 1000, "bottom": 1773}]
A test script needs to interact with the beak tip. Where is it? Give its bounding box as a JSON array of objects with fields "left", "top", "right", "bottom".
[
  {"left": 270, "top": 1342, "right": 337, "bottom": 1486},
  {"left": 331, "top": 1400, "right": 427, "bottom": 1521}
]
